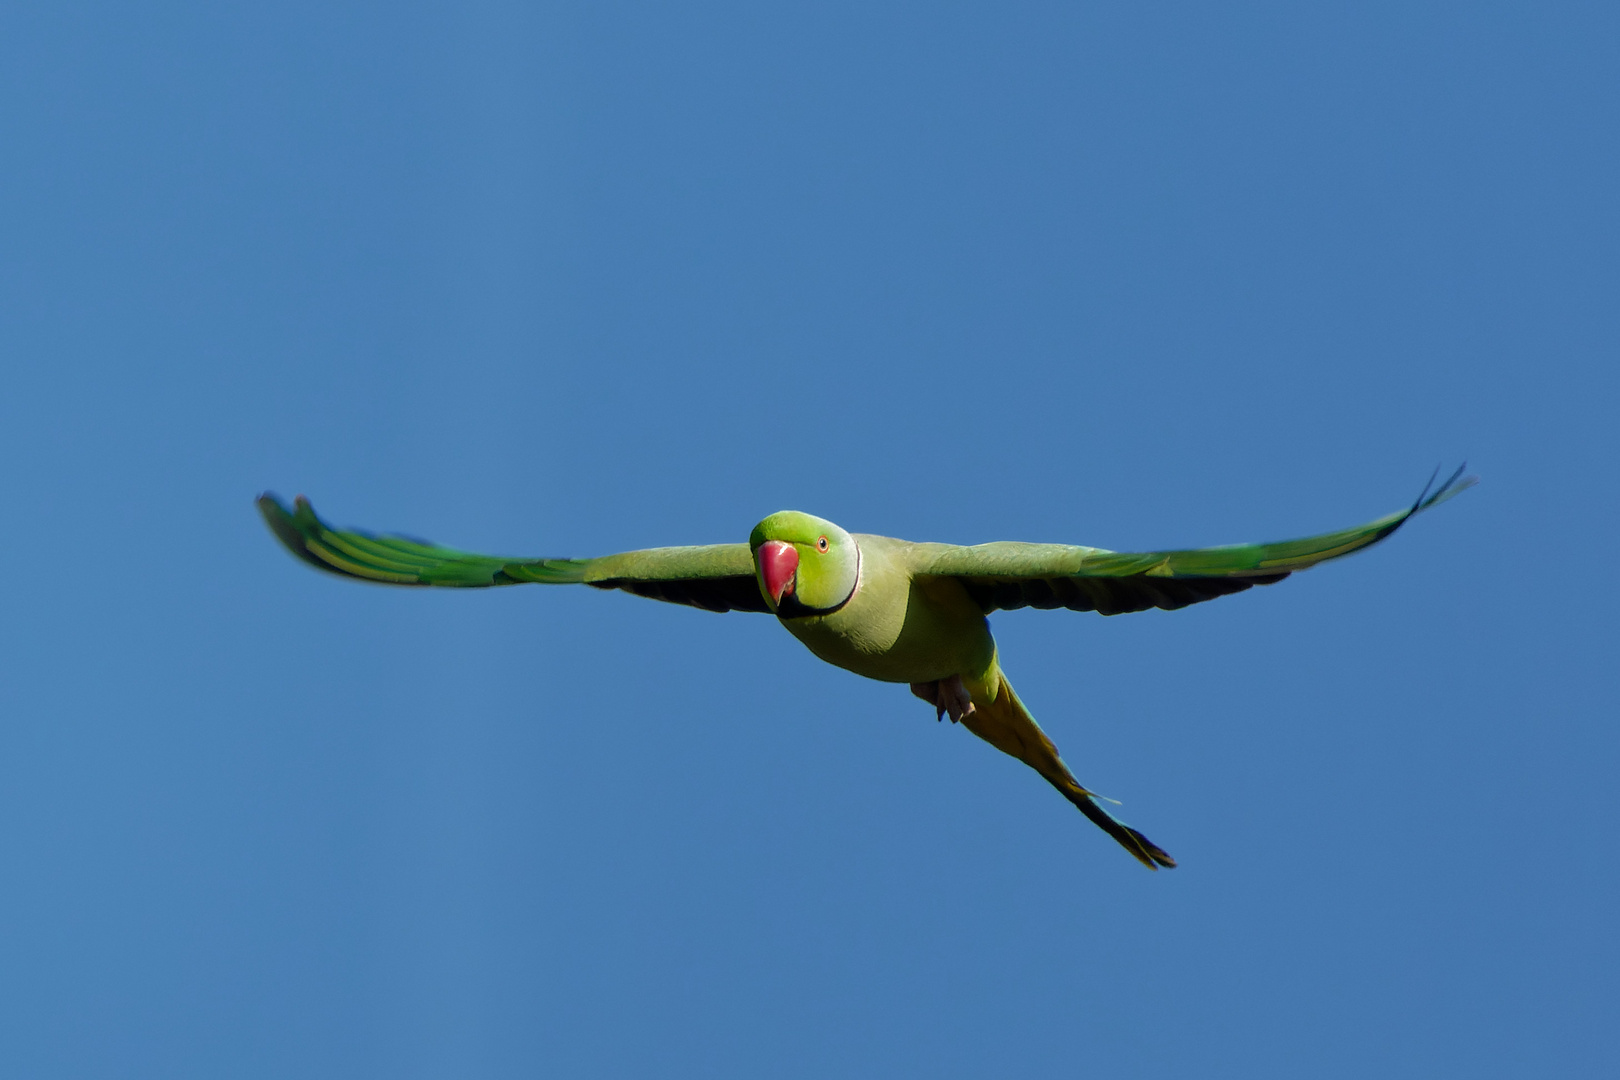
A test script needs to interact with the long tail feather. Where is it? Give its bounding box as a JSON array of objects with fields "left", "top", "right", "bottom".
[{"left": 957, "top": 674, "right": 1176, "bottom": 870}]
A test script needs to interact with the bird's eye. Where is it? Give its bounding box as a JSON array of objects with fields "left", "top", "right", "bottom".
[{"left": 817, "top": 536, "right": 829, "bottom": 552}]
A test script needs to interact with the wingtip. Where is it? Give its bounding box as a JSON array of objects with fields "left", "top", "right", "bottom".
[
  {"left": 256, "top": 492, "right": 290, "bottom": 525},
  {"left": 1405, "top": 464, "right": 1478, "bottom": 519},
  {"left": 257, "top": 490, "right": 332, "bottom": 571},
  {"left": 1420, "top": 465, "right": 1478, "bottom": 511}
]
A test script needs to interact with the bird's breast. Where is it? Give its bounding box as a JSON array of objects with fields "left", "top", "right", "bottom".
[{"left": 779, "top": 537, "right": 993, "bottom": 684}]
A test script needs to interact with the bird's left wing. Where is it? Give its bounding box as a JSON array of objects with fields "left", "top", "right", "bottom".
[
  {"left": 258, "top": 494, "right": 771, "bottom": 613},
  {"left": 918, "top": 468, "right": 1475, "bottom": 616}
]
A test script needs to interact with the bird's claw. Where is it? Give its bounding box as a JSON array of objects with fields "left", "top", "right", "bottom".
[{"left": 910, "top": 676, "right": 975, "bottom": 723}]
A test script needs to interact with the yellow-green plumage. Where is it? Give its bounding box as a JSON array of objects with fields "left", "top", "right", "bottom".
[{"left": 258, "top": 467, "right": 1473, "bottom": 870}]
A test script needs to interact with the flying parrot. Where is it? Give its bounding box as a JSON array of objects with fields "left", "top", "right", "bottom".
[{"left": 258, "top": 467, "right": 1473, "bottom": 870}]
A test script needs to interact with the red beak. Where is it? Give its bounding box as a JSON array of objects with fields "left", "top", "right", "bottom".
[{"left": 757, "top": 540, "right": 799, "bottom": 606}]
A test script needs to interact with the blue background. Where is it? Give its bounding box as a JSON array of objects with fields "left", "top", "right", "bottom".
[{"left": 3, "top": 3, "right": 1615, "bottom": 1076}]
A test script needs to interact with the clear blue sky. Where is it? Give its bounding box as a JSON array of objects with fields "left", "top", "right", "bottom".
[{"left": 2, "top": 3, "right": 1615, "bottom": 1076}]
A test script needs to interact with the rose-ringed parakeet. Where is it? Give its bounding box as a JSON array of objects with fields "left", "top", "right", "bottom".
[{"left": 258, "top": 467, "right": 1473, "bottom": 870}]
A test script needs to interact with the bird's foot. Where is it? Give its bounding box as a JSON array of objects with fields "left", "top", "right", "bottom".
[{"left": 909, "top": 676, "right": 976, "bottom": 723}]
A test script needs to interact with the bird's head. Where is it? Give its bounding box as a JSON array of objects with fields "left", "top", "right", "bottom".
[{"left": 749, "top": 511, "right": 859, "bottom": 617}]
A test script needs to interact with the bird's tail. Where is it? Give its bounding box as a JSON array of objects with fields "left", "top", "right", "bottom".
[{"left": 960, "top": 673, "right": 1176, "bottom": 870}]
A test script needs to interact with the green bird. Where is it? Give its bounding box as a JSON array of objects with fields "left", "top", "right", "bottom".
[{"left": 259, "top": 467, "right": 1473, "bottom": 870}]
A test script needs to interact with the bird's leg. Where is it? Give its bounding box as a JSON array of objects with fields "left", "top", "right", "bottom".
[
  {"left": 909, "top": 680, "right": 941, "bottom": 717},
  {"left": 910, "top": 676, "right": 975, "bottom": 723}
]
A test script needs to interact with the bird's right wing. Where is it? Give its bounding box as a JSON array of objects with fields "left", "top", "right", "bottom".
[{"left": 258, "top": 494, "right": 772, "bottom": 613}]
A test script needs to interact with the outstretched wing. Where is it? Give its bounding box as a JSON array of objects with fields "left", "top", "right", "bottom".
[
  {"left": 921, "top": 467, "right": 1476, "bottom": 616},
  {"left": 257, "top": 494, "right": 772, "bottom": 613}
]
